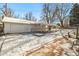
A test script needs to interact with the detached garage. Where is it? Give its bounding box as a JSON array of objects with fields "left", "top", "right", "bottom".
[
  {"left": 2, "top": 17, "right": 47, "bottom": 34},
  {"left": 2, "top": 17, "right": 38, "bottom": 33}
]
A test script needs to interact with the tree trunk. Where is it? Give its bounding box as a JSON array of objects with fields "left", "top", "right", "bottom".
[{"left": 60, "top": 21, "right": 64, "bottom": 28}]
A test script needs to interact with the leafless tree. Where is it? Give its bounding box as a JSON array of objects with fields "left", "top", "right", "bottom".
[
  {"left": 0, "top": 3, "right": 14, "bottom": 17},
  {"left": 40, "top": 3, "right": 60, "bottom": 31},
  {"left": 24, "top": 12, "right": 37, "bottom": 21},
  {"left": 55, "top": 4, "right": 70, "bottom": 27},
  {"left": 41, "top": 3, "right": 57, "bottom": 24},
  {"left": 13, "top": 14, "right": 20, "bottom": 18}
]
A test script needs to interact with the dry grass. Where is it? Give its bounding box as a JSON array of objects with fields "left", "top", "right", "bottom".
[
  {"left": 23, "top": 37, "right": 69, "bottom": 56},
  {"left": 28, "top": 43, "right": 64, "bottom": 56}
]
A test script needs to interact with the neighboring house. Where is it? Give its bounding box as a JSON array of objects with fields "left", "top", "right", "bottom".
[{"left": 2, "top": 17, "right": 48, "bottom": 33}]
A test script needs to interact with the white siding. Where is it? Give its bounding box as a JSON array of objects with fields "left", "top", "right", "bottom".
[
  {"left": 4, "top": 23, "right": 11, "bottom": 33},
  {"left": 4, "top": 23, "right": 32, "bottom": 33}
]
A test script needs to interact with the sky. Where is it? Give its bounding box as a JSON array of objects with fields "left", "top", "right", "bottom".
[
  {"left": 0, "top": 3, "right": 43, "bottom": 20},
  {"left": 0, "top": 3, "right": 72, "bottom": 23}
]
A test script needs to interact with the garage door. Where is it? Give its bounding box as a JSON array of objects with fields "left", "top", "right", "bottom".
[{"left": 4, "top": 23, "right": 32, "bottom": 33}]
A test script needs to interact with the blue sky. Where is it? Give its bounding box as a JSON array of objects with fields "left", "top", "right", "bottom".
[
  {"left": 0, "top": 3, "right": 72, "bottom": 23},
  {"left": 0, "top": 3, "right": 43, "bottom": 20}
]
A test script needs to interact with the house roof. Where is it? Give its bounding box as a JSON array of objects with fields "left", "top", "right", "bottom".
[{"left": 2, "top": 17, "right": 38, "bottom": 24}]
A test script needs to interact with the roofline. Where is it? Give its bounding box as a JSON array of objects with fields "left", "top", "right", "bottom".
[
  {"left": 3, "top": 16, "right": 36, "bottom": 22},
  {"left": 2, "top": 16, "right": 53, "bottom": 26}
]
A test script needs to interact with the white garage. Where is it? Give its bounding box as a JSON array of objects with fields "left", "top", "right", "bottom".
[
  {"left": 2, "top": 17, "right": 48, "bottom": 34},
  {"left": 2, "top": 17, "right": 38, "bottom": 33}
]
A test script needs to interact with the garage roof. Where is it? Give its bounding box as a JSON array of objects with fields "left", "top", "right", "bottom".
[{"left": 2, "top": 17, "right": 38, "bottom": 24}]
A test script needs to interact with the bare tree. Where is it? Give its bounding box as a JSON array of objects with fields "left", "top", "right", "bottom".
[
  {"left": 41, "top": 3, "right": 57, "bottom": 24},
  {"left": 0, "top": 3, "right": 14, "bottom": 17},
  {"left": 25, "top": 13, "right": 28, "bottom": 20},
  {"left": 40, "top": 3, "right": 59, "bottom": 31},
  {"left": 41, "top": 3, "right": 51, "bottom": 24},
  {"left": 13, "top": 14, "right": 20, "bottom": 18},
  {"left": 24, "top": 12, "right": 37, "bottom": 21},
  {"left": 24, "top": 12, "right": 32, "bottom": 20},
  {"left": 56, "top": 4, "right": 70, "bottom": 27}
]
